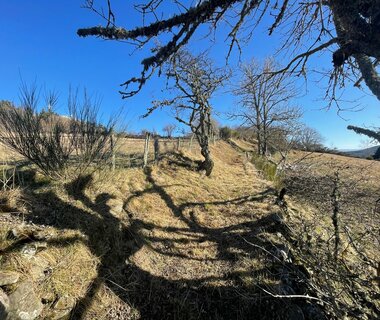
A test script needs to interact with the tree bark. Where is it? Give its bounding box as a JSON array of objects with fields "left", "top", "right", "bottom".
[
  {"left": 347, "top": 125, "right": 380, "bottom": 142},
  {"left": 355, "top": 54, "right": 380, "bottom": 101},
  {"left": 199, "top": 143, "right": 214, "bottom": 176}
]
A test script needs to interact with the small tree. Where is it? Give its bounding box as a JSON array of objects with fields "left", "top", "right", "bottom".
[
  {"left": 163, "top": 124, "right": 176, "bottom": 138},
  {"left": 232, "top": 58, "right": 302, "bottom": 156},
  {"left": 0, "top": 84, "right": 116, "bottom": 179},
  {"left": 146, "top": 50, "right": 229, "bottom": 176}
]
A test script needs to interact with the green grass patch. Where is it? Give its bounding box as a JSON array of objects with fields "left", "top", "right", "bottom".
[{"left": 251, "top": 154, "right": 279, "bottom": 183}]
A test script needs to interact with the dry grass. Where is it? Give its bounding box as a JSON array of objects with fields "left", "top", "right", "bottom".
[
  {"left": 0, "top": 141, "right": 378, "bottom": 319},
  {"left": 0, "top": 142, "right": 21, "bottom": 162},
  {"left": 283, "top": 150, "right": 380, "bottom": 311},
  {"left": 287, "top": 150, "right": 380, "bottom": 186}
]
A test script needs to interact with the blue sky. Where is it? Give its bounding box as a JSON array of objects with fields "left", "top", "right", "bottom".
[{"left": 0, "top": 1, "right": 379, "bottom": 149}]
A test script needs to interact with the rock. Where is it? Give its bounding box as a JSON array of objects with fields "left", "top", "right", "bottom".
[
  {"left": 20, "top": 245, "right": 37, "bottom": 259},
  {"left": 0, "top": 288, "right": 10, "bottom": 319},
  {"left": 7, "top": 280, "right": 43, "bottom": 320},
  {"left": 0, "top": 271, "right": 20, "bottom": 286},
  {"left": 50, "top": 296, "right": 75, "bottom": 320},
  {"left": 21, "top": 242, "right": 47, "bottom": 259}
]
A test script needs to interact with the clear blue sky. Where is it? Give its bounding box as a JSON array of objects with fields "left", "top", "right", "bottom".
[{"left": 1, "top": 1, "right": 379, "bottom": 149}]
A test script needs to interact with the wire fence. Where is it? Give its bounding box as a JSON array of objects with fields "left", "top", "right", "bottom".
[
  {"left": 0, "top": 134, "right": 220, "bottom": 173},
  {"left": 114, "top": 135, "right": 205, "bottom": 168}
]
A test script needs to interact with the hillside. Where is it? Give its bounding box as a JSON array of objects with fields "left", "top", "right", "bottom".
[
  {"left": 0, "top": 141, "right": 379, "bottom": 319},
  {"left": 343, "top": 145, "right": 380, "bottom": 159}
]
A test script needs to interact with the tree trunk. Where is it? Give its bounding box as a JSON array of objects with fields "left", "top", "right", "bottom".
[
  {"left": 196, "top": 133, "right": 214, "bottom": 176},
  {"left": 355, "top": 54, "right": 380, "bottom": 101},
  {"left": 256, "top": 128, "right": 262, "bottom": 155},
  {"left": 143, "top": 132, "right": 151, "bottom": 168},
  {"left": 200, "top": 145, "right": 214, "bottom": 176},
  {"left": 154, "top": 137, "right": 160, "bottom": 163}
]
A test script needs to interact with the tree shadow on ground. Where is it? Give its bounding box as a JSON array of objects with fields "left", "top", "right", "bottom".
[{"left": 6, "top": 161, "right": 329, "bottom": 319}]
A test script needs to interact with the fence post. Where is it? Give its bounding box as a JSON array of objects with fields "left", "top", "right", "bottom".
[
  {"left": 177, "top": 137, "right": 181, "bottom": 151},
  {"left": 189, "top": 133, "right": 194, "bottom": 150},
  {"left": 154, "top": 137, "right": 160, "bottom": 163},
  {"left": 110, "top": 130, "right": 116, "bottom": 171},
  {"left": 143, "top": 132, "right": 151, "bottom": 167}
]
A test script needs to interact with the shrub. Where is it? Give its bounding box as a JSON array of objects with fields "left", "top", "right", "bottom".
[
  {"left": 0, "top": 84, "right": 116, "bottom": 179},
  {"left": 219, "top": 126, "right": 233, "bottom": 140}
]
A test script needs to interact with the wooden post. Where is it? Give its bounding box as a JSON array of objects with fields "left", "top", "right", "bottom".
[
  {"left": 189, "top": 133, "right": 195, "bottom": 150},
  {"left": 154, "top": 137, "right": 160, "bottom": 163},
  {"left": 177, "top": 137, "right": 180, "bottom": 151},
  {"left": 143, "top": 132, "right": 151, "bottom": 167},
  {"left": 110, "top": 130, "right": 116, "bottom": 171}
]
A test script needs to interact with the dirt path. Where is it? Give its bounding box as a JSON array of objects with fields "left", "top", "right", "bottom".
[{"left": 124, "top": 143, "right": 274, "bottom": 282}]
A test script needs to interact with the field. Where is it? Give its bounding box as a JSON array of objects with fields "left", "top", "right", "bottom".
[
  {"left": 0, "top": 140, "right": 379, "bottom": 319},
  {"left": 285, "top": 150, "right": 380, "bottom": 254}
]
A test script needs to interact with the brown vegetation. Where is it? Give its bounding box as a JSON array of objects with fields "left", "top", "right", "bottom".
[{"left": 0, "top": 141, "right": 379, "bottom": 319}]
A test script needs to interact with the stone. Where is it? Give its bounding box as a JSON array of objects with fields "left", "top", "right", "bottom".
[
  {"left": 20, "top": 245, "right": 37, "bottom": 258},
  {"left": 50, "top": 296, "right": 75, "bottom": 320},
  {"left": 21, "top": 242, "right": 47, "bottom": 259},
  {"left": 0, "top": 288, "right": 10, "bottom": 319},
  {"left": 0, "top": 271, "right": 20, "bottom": 286},
  {"left": 7, "top": 280, "right": 43, "bottom": 320}
]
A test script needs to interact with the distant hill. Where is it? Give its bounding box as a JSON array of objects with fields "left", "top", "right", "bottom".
[{"left": 343, "top": 145, "right": 380, "bottom": 158}]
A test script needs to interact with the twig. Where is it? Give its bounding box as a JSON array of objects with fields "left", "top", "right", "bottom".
[{"left": 256, "top": 284, "right": 329, "bottom": 304}]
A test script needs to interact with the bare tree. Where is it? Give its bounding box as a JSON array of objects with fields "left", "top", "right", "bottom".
[
  {"left": 0, "top": 84, "right": 116, "bottom": 179},
  {"left": 295, "top": 126, "right": 325, "bottom": 151},
  {"left": 78, "top": 1, "right": 380, "bottom": 101},
  {"left": 146, "top": 50, "right": 229, "bottom": 176},
  {"left": 232, "top": 59, "right": 302, "bottom": 156},
  {"left": 162, "top": 123, "right": 176, "bottom": 138}
]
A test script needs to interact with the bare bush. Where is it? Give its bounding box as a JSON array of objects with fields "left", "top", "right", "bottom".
[{"left": 0, "top": 84, "right": 116, "bottom": 179}]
